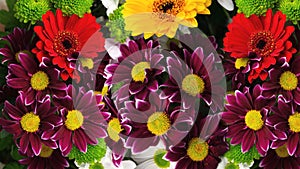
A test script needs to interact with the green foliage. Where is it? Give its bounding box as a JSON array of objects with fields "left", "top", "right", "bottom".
[
  {"left": 235, "top": 0, "right": 278, "bottom": 17},
  {"left": 279, "top": 0, "right": 300, "bottom": 24},
  {"left": 3, "top": 162, "right": 24, "bottom": 169},
  {"left": 0, "top": 0, "right": 26, "bottom": 30},
  {"left": 51, "top": 0, "right": 93, "bottom": 17}
]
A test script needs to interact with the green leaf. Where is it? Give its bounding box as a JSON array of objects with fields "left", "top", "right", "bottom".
[
  {"left": 3, "top": 162, "right": 25, "bottom": 169},
  {"left": 0, "top": 133, "right": 12, "bottom": 151},
  {"left": 10, "top": 145, "right": 25, "bottom": 161},
  {"left": 0, "top": 0, "right": 26, "bottom": 30}
]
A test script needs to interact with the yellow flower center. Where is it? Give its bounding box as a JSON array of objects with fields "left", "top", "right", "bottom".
[
  {"left": 79, "top": 58, "right": 94, "bottom": 69},
  {"left": 279, "top": 71, "right": 298, "bottom": 91},
  {"left": 65, "top": 110, "right": 84, "bottom": 131},
  {"left": 288, "top": 112, "right": 300, "bottom": 133},
  {"left": 187, "top": 138, "right": 209, "bottom": 162},
  {"left": 147, "top": 112, "right": 171, "bottom": 136},
  {"left": 182, "top": 74, "right": 205, "bottom": 96},
  {"left": 235, "top": 58, "right": 249, "bottom": 69},
  {"left": 275, "top": 145, "right": 289, "bottom": 158},
  {"left": 131, "top": 62, "right": 150, "bottom": 82},
  {"left": 39, "top": 144, "right": 54, "bottom": 158},
  {"left": 107, "top": 118, "right": 123, "bottom": 142},
  {"left": 152, "top": 0, "right": 185, "bottom": 16},
  {"left": 30, "top": 71, "right": 49, "bottom": 91},
  {"left": 245, "top": 110, "right": 264, "bottom": 131},
  {"left": 20, "top": 112, "right": 40, "bottom": 133}
]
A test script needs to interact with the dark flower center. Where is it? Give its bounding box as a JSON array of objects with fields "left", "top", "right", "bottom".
[
  {"left": 249, "top": 31, "right": 275, "bottom": 57},
  {"left": 53, "top": 31, "right": 80, "bottom": 57},
  {"left": 256, "top": 40, "right": 267, "bottom": 49},
  {"left": 160, "top": 2, "right": 174, "bottom": 13},
  {"left": 153, "top": 0, "right": 185, "bottom": 17},
  {"left": 62, "top": 39, "right": 72, "bottom": 49}
]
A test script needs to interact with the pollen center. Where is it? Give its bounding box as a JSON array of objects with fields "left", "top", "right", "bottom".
[
  {"left": 154, "top": 149, "right": 170, "bottom": 168},
  {"left": 249, "top": 31, "right": 275, "bottom": 57},
  {"left": 275, "top": 145, "right": 289, "bottom": 158},
  {"left": 65, "top": 110, "right": 84, "bottom": 131},
  {"left": 147, "top": 112, "right": 171, "bottom": 136},
  {"left": 107, "top": 118, "right": 123, "bottom": 142},
  {"left": 245, "top": 110, "right": 264, "bottom": 131},
  {"left": 235, "top": 58, "right": 249, "bottom": 69},
  {"left": 30, "top": 71, "right": 49, "bottom": 91},
  {"left": 288, "top": 112, "right": 300, "bottom": 133},
  {"left": 152, "top": 0, "right": 185, "bottom": 16},
  {"left": 187, "top": 137, "right": 209, "bottom": 162},
  {"left": 182, "top": 74, "right": 205, "bottom": 96},
  {"left": 79, "top": 58, "right": 94, "bottom": 69},
  {"left": 279, "top": 71, "right": 298, "bottom": 91},
  {"left": 131, "top": 62, "right": 150, "bottom": 82},
  {"left": 53, "top": 31, "right": 80, "bottom": 57},
  {"left": 39, "top": 144, "right": 54, "bottom": 158},
  {"left": 20, "top": 112, "right": 40, "bottom": 133}
]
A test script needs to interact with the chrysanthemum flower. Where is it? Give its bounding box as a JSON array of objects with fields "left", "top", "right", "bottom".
[
  {"left": 51, "top": 0, "right": 94, "bottom": 17},
  {"left": 51, "top": 86, "right": 107, "bottom": 156},
  {"left": 6, "top": 54, "right": 67, "bottom": 105},
  {"left": 165, "top": 115, "right": 228, "bottom": 169},
  {"left": 279, "top": 0, "right": 300, "bottom": 24},
  {"left": 267, "top": 95, "right": 300, "bottom": 157},
  {"left": 105, "top": 38, "right": 164, "bottom": 101},
  {"left": 0, "top": 96, "right": 62, "bottom": 157},
  {"left": 32, "top": 9, "right": 105, "bottom": 81},
  {"left": 0, "top": 28, "right": 37, "bottom": 64},
  {"left": 222, "top": 85, "right": 277, "bottom": 156},
  {"left": 19, "top": 146, "right": 69, "bottom": 169},
  {"left": 223, "top": 58, "right": 247, "bottom": 91},
  {"left": 235, "top": 0, "right": 278, "bottom": 17},
  {"left": 223, "top": 9, "right": 297, "bottom": 83},
  {"left": 122, "top": 0, "right": 212, "bottom": 38},
  {"left": 259, "top": 144, "right": 300, "bottom": 169}
]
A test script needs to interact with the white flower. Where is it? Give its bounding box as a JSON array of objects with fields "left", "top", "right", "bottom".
[
  {"left": 104, "top": 38, "right": 122, "bottom": 60},
  {"left": 101, "top": 0, "right": 119, "bottom": 15},
  {"left": 74, "top": 161, "right": 90, "bottom": 169},
  {"left": 101, "top": 148, "right": 136, "bottom": 169},
  {"left": 217, "top": 157, "right": 254, "bottom": 169},
  {"left": 217, "top": 0, "right": 234, "bottom": 11}
]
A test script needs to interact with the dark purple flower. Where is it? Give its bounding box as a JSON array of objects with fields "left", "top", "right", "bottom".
[{"left": 223, "top": 57, "right": 247, "bottom": 91}]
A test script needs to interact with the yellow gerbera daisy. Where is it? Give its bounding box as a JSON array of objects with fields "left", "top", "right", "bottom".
[{"left": 122, "top": 0, "right": 211, "bottom": 38}]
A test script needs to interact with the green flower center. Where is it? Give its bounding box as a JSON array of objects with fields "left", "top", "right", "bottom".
[
  {"left": 39, "top": 144, "right": 54, "bottom": 158},
  {"left": 147, "top": 112, "right": 171, "bottom": 136},
  {"left": 154, "top": 149, "right": 170, "bottom": 168},
  {"left": 279, "top": 71, "right": 298, "bottom": 91},
  {"left": 65, "top": 110, "right": 84, "bottom": 131},
  {"left": 131, "top": 62, "right": 150, "bottom": 82},
  {"left": 20, "top": 112, "right": 40, "bottom": 133},
  {"left": 225, "top": 163, "right": 239, "bottom": 169},
  {"left": 187, "top": 138, "right": 209, "bottom": 162},
  {"left": 245, "top": 110, "right": 264, "bottom": 131},
  {"left": 79, "top": 58, "right": 94, "bottom": 69},
  {"left": 288, "top": 112, "right": 300, "bottom": 133},
  {"left": 235, "top": 58, "right": 249, "bottom": 69},
  {"left": 275, "top": 145, "right": 289, "bottom": 158},
  {"left": 182, "top": 74, "right": 205, "bottom": 96},
  {"left": 30, "top": 71, "right": 49, "bottom": 91},
  {"left": 107, "top": 118, "right": 123, "bottom": 142}
]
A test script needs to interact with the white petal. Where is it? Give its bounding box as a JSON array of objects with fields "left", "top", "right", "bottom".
[
  {"left": 104, "top": 38, "right": 122, "bottom": 60},
  {"left": 217, "top": 0, "right": 234, "bottom": 11},
  {"left": 178, "top": 25, "right": 191, "bottom": 34},
  {"left": 101, "top": 0, "right": 119, "bottom": 15},
  {"left": 74, "top": 161, "right": 90, "bottom": 169},
  {"left": 0, "top": 162, "right": 4, "bottom": 169},
  {"left": 216, "top": 157, "right": 229, "bottom": 169},
  {"left": 121, "top": 160, "right": 137, "bottom": 169},
  {"left": 136, "top": 159, "right": 160, "bottom": 169},
  {"left": 238, "top": 161, "right": 254, "bottom": 169}
]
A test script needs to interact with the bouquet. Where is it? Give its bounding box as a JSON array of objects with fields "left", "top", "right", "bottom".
[{"left": 0, "top": 0, "right": 299, "bottom": 169}]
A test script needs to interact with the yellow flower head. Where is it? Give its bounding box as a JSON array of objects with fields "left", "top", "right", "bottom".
[{"left": 122, "top": 0, "right": 211, "bottom": 38}]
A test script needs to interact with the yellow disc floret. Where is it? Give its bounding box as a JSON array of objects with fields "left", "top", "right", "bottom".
[
  {"left": 147, "top": 112, "right": 171, "bottom": 136},
  {"left": 182, "top": 74, "right": 205, "bottom": 96},
  {"left": 279, "top": 71, "right": 298, "bottom": 91},
  {"left": 275, "top": 145, "right": 289, "bottom": 158},
  {"left": 20, "top": 112, "right": 40, "bottom": 133},
  {"left": 65, "top": 110, "right": 84, "bottom": 131},
  {"left": 245, "top": 110, "right": 264, "bottom": 131},
  {"left": 30, "top": 71, "right": 49, "bottom": 91},
  {"left": 107, "top": 118, "right": 123, "bottom": 142},
  {"left": 187, "top": 137, "right": 209, "bottom": 161},
  {"left": 235, "top": 58, "right": 249, "bottom": 69},
  {"left": 288, "top": 112, "right": 300, "bottom": 133},
  {"left": 131, "top": 62, "right": 150, "bottom": 82},
  {"left": 79, "top": 58, "right": 94, "bottom": 69},
  {"left": 39, "top": 144, "right": 54, "bottom": 158}
]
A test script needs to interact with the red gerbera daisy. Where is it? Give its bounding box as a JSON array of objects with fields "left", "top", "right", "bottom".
[
  {"left": 223, "top": 9, "right": 296, "bottom": 83},
  {"left": 32, "top": 9, "right": 105, "bottom": 81}
]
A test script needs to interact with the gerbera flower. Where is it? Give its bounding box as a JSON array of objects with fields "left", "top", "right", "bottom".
[
  {"left": 124, "top": 92, "right": 194, "bottom": 154},
  {"left": 223, "top": 9, "right": 297, "bottom": 83},
  {"left": 32, "top": 9, "right": 105, "bottom": 81},
  {"left": 51, "top": 86, "right": 107, "bottom": 156},
  {"left": 6, "top": 53, "right": 67, "bottom": 105},
  {"left": 262, "top": 57, "right": 300, "bottom": 104},
  {"left": 259, "top": 144, "right": 300, "bottom": 169},
  {"left": 267, "top": 95, "right": 300, "bottom": 157},
  {"left": 122, "top": 0, "right": 211, "bottom": 38},
  {"left": 19, "top": 145, "right": 69, "bottom": 169},
  {"left": 162, "top": 47, "right": 225, "bottom": 110},
  {"left": 165, "top": 115, "right": 228, "bottom": 169},
  {"left": 105, "top": 38, "right": 164, "bottom": 101},
  {"left": 222, "top": 85, "right": 277, "bottom": 156},
  {"left": 0, "top": 96, "right": 62, "bottom": 157},
  {"left": 0, "top": 28, "right": 37, "bottom": 64}
]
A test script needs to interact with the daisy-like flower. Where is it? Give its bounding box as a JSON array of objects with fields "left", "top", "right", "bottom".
[
  {"left": 262, "top": 57, "right": 300, "bottom": 104},
  {"left": 105, "top": 38, "right": 164, "bottom": 101},
  {"left": 32, "top": 9, "right": 105, "bottom": 81},
  {"left": 0, "top": 96, "right": 62, "bottom": 157},
  {"left": 122, "top": 0, "right": 212, "bottom": 38},
  {"left": 0, "top": 28, "right": 37, "bottom": 64},
  {"left": 165, "top": 115, "right": 228, "bottom": 169},
  {"left": 223, "top": 58, "right": 247, "bottom": 91},
  {"left": 267, "top": 95, "right": 300, "bottom": 157},
  {"left": 51, "top": 86, "right": 107, "bottom": 156},
  {"left": 19, "top": 146, "right": 69, "bottom": 169},
  {"left": 259, "top": 144, "right": 300, "bottom": 169},
  {"left": 6, "top": 53, "right": 67, "bottom": 105},
  {"left": 223, "top": 9, "right": 297, "bottom": 83},
  {"left": 124, "top": 92, "right": 194, "bottom": 154},
  {"left": 162, "top": 47, "right": 224, "bottom": 110},
  {"left": 222, "top": 85, "right": 277, "bottom": 156}
]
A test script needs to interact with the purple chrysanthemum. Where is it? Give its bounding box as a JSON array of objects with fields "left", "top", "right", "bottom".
[{"left": 223, "top": 57, "right": 247, "bottom": 90}]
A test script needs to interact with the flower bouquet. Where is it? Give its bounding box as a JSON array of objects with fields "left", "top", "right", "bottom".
[{"left": 0, "top": 0, "right": 300, "bottom": 169}]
